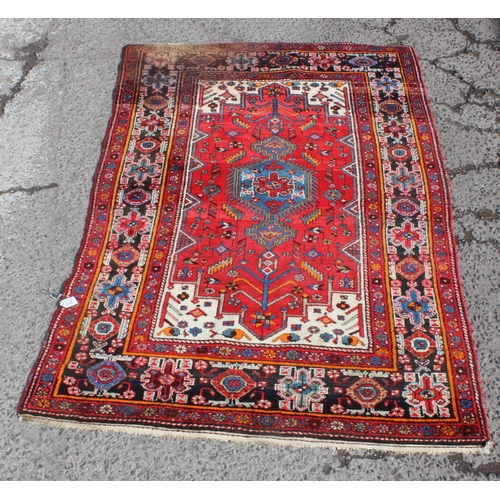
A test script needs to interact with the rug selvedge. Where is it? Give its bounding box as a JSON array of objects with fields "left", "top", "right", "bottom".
[{"left": 19, "top": 43, "right": 490, "bottom": 449}]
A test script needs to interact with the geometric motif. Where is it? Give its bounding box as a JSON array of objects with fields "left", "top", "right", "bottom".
[{"left": 19, "top": 43, "right": 490, "bottom": 451}]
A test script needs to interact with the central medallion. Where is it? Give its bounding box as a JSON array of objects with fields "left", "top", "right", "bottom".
[{"left": 231, "top": 158, "right": 315, "bottom": 249}]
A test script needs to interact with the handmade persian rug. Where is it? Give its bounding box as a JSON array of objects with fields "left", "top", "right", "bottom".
[{"left": 19, "top": 43, "right": 491, "bottom": 451}]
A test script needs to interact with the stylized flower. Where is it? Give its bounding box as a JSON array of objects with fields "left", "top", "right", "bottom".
[
  {"left": 194, "top": 360, "right": 209, "bottom": 371},
  {"left": 262, "top": 365, "right": 277, "bottom": 376},
  {"left": 403, "top": 373, "right": 450, "bottom": 418},
  {"left": 115, "top": 210, "right": 151, "bottom": 241},
  {"left": 308, "top": 53, "right": 341, "bottom": 70},
  {"left": 226, "top": 54, "right": 257, "bottom": 70},
  {"left": 95, "top": 275, "right": 136, "bottom": 311},
  {"left": 330, "top": 420, "right": 345, "bottom": 430},
  {"left": 255, "top": 399, "right": 272, "bottom": 409},
  {"left": 141, "top": 359, "right": 194, "bottom": 402},
  {"left": 191, "top": 395, "right": 207, "bottom": 405},
  {"left": 143, "top": 72, "right": 173, "bottom": 90},
  {"left": 63, "top": 376, "right": 77, "bottom": 386},
  {"left": 389, "top": 406, "right": 406, "bottom": 417},
  {"left": 395, "top": 289, "right": 435, "bottom": 327},
  {"left": 373, "top": 75, "right": 401, "bottom": 95},
  {"left": 382, "top": 120, "right": 407, "bottom": 139},
  {"left": 276, "top": 367, "right": 328, "bottom": 411},
  {"left": 235, "top": 414, "right": 251, "bottom": 425},
  {"left": 389, "top": 221, "right": 425, "bottom": 253},
  {"left": 388, "top": 165, "right": 421, "bottom": 194},
  {"left": 330, "top": 404, "right": 347, "bottom": 414}
]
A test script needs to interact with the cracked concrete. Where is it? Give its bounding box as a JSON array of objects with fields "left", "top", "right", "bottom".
[
  {"left": 0, "top": 182, "right": 58, "bottom": 197},
  {"left": 0, "top": 37, "right": 49, "bottom": 118},
  {"left": 0, "top": 19, "right": 499, "bottom": 481}
]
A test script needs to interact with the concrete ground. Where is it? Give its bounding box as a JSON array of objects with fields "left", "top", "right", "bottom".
[{"left": 0, "top": 18, "right": 499, "bottom": 481}]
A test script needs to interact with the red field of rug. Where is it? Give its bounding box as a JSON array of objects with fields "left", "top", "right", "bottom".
[{"left": 19, "top": 43, "right": 490, "bottom": 450}]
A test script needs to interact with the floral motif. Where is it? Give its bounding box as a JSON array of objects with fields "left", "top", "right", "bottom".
[
  {"left": 389, "top": 221, "right": 425, "bottom": 253},
  {"left": 141, "top": 359, "right": 194, "bottom": 402},
  {"left": 403, "top": 373, "right": 451, "bottom": 418},
  {"left": 395, "top": 289, "right": 436, "bottom": 327},
  {"left": 276, "top": 367, "right": 328, "bottom": 411}
]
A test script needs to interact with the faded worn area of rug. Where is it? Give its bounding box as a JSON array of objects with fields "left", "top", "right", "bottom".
[{"left": 19, "top": 43, "right": 490, "bottom": 450}]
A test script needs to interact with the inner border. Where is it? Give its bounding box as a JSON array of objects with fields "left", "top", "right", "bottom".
[{"left": 124, "top": 70, "right": 397, "bottom": 370}]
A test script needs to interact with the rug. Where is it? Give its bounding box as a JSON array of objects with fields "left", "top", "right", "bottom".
[{"left": 19, "top": 43, "right": 491, "bottom": 451}]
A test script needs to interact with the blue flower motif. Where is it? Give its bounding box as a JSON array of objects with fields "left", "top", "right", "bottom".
[
  {"left": 121, "top": 406, "right": 135, "bottom": 416},
  {"left": 320, "top": 333, "right": 333, "bottom": 343},
  {"left": 144, "top": 73, "right": 173, "bottom": 90},
  {"left": 421, "top": 425, "right": 434, "bottom": 436},
  {"left": 260, "top": 416, "right": 275, "bottom": 426},
  {"left": 41, "top": 373, "right": 54, "bottom": 383},
  {"left": 189, "top": 327, "right": 202, "bottom": 337}
]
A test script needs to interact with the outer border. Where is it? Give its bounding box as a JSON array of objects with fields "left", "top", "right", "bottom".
[
  {"left": 18, "top": 45, "right": 134, "bottom": 413},
  {"left": 406, "top": 45, "right": 491, "bottom": 444}
]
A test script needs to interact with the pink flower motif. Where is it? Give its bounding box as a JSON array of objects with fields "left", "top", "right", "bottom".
[
  {"left": 134, "top": 356, "right": 149, "bottom": 367},
  {"left": 398, "top": 354, "right": 411, "bottom": 365},
  {"left": 421, "top": 279, "right": 434, "bottom": 289},
  {"left": 191, "top": 395, "right": 207, "bottom": 405},
  {"left": 75, "top": 352, "right": 88, "bottom": 362},
  {"left": 389, "top": 406, "right": 406, "bottom": 417},
  {"left": 67, "top": 386, "right": 81, "bottom": 395},
  {"left": 308, "top": 53, "right": 340, "bottom": 70},
  {"left": 330, "top": 404, "right": 346, "bottom": 414},
  {"left": 63, "top": 376, "right": 76, "bottom": 386},
  {"left": 326, "top": 369, "right": 341, "bottom": 380},
  {"left": 255, "top": 399, "right": 272, "bottom": 409},
  {"left": 194, "top": 360, "right": 209, "bottom": 371},
  {"left": 262, "top": 365, "right": 277, "bottom": 376},
  {"left": 122, "top": 390, "right": 136, "bottom": 399}
]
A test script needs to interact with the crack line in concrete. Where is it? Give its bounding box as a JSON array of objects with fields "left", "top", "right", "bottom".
[
  {"left": 448, "top": 453, "right": 500, "bottom": 478},
  {"left": 454, "top": 208, "right": 500, "bottom": 221},
  {"left": 447, "top": 160, "right": 500, "bottom": 179},
  {"left": 448, "top": 18, "right": 500, "bottom": 52},
  {"left": 0, "top": 36, "right": 49, "bottom": 118},
  {"left": 0, "top": 182, "right": 58, "bottom": 197}
]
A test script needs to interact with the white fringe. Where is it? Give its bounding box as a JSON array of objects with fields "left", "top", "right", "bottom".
[{"left": 19, "top": 414, "right": 493, "bottom": 455}]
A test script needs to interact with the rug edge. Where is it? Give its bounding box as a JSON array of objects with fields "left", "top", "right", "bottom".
[
  {"left": 18, "top": 413, "right": 494, "bottom": 455},
  {"left": 120, "top": 42, "right": 413, "bottom": 52}
]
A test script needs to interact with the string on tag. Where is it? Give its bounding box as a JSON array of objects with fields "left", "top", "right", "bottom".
[
  {"left": 40, "top": 289, "right": 62, "bottom": 301},
  {"left": 40, "top": 289, "right": 79, "bottom": 309}
]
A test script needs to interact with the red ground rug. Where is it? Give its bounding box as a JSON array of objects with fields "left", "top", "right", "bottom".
[{"left": 19, "top": 43, "right": 491, "bottom": 451}]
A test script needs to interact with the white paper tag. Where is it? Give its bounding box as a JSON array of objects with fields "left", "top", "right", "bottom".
[{"left": 60, "top": 296, "right": 78, "bottom": 308}]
